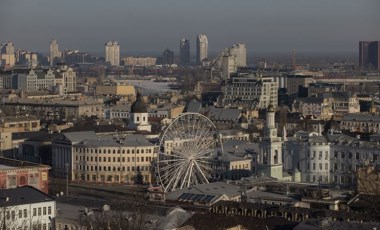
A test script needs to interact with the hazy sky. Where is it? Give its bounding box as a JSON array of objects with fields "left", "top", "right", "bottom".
[{"left": 1, "top": 0, "right": 379, "bottom": 55}]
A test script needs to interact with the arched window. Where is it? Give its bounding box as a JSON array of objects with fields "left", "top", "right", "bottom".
[{"left": 274, "top": 150, "right": 278, "bottom": 164}]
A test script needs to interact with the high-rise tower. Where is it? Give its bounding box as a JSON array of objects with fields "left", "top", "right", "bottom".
[
  {"left": 359, "top": 41, "right": 380, "bottom": 70},
  {"left": 0, "top": 42, "right": 15, "bottom": 67},
  {"left": 196, "top": 34, "right": 208, "bottom": 65},
  {"left": 105, "top": 41, "right": 120, "bottom": 66},
  {"left": 49, "top": 39, "right": 61, "bottom": 66},
  {"left": 228, "top": 43, "right": 246, "bottom": 67},
  {"left": 180, "top": 38, "right": 190, "bottom": 66}
]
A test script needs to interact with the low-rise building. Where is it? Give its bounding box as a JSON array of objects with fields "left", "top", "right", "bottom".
[
  {"left": 341, "top": 113, "right": 380, "bottom": 133},
  {"left": 0, "top": 186, "right": 56, "bottom": 229},
  {"left": 95, "top": 84, "right": 135, "bottom": 96},
  {"left": 0, "top": 116, "right": 40, "bottom": 133},
  {"left": 2, "top": 98, "right": 104, "bottom": 119},
  {"left": 0, "top": 157, "right": 50, "bottom": 193}
]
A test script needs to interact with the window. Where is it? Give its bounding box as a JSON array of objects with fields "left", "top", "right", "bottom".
[
  {"left": 33, "top": 208, "right": 36, "bottom": 216},
  {"left": 325, "top": 163, "right": 328, "bottom": 170},
  {"left": 38, "top": 207, "right": 41, "bottom": 216},
  {"left": 24, "top": 209, "right": 27, "bottom": 218},
  {"left": 19, "top": 210, "right": 22, "bottom": 218},
  {"left": 43, "top": 224, "right": 47, "bottom": 230},
  {"left": 313, "top": 163, "right": 316, "bottom": 170},
  {"left": 43, "top": 207, "right": 46, "bottom": 215},
  {"left": 11, "top": 210, "right": 15, "bottom": 220}
]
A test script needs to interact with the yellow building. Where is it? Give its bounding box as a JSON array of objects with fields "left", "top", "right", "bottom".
[
  {"left": 0, "top": 116, "right": 40, "bottom": 133},
  {"left": 95, "top": 85, "right": 136, "bottom": 96}
]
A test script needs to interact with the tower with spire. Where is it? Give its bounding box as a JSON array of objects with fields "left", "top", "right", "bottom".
[{"left": 257, "top": 102, "right": 284, "bottom": 179}]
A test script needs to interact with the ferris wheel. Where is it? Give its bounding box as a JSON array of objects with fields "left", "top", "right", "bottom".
[{"left": 157, "top": 113, "right": 218, "bottom": 192}]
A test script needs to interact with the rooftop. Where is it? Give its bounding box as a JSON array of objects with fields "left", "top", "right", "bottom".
[{"left": 0, "top": 186, "right": 54, "bottom": 207}]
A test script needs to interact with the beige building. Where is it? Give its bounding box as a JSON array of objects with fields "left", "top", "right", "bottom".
[
  {"left": 0, "top": 132, "right": 12, "bottom": 153},
  {"left": 122, "top": 57, "right": 157, "bottom": 66},
  {"left": 1, "top": 42, "right": 16, "bottom": 67},
  {"left": 95, "top": 85, "right": 135, "bottom": 96},
  {"left": 52, "top": 131, "right": 157, "bottom": 184},
  {"left": 50, "top": 39, "right": 61, "bottom": 65},
  {"left": 0, "top": 116, "right": 40, "bottom": 133},
  {"left": 2, "top": 98, "right": 104, "bottom": 119},
  {"left": 105, "top": 41, "right": 120, "bottom": 66}
]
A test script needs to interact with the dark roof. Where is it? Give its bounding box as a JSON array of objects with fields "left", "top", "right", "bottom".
[
  {"left": 130, "top": 92, "right": 147, "bottom": 113},
  {"left": 0, "top": 186, "right": 54, "bottom": 207},
  {"left": 182, "top": 213, "right": 297, "bottom": 230},
  {"left": 12, "top": 131, "right": 49, "bottom": 141}
]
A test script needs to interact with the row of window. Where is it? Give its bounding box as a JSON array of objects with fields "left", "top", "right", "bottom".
[
  {"left": 5, "top": 206, "right": 52, "bottom": 221},
  {"left": 33, "top": 206, "right": 52, "bottom": 217},
  {"left": 306, "top": 163, "right": 329, "bottom": 171},
  {"left": 307, "top": 150, "right": 329, "bottom": 159},
  {"left": 75, "top": 148, "right": 153, "bottom": 154},
  {"left": 75, "top": 156, "right": 154, "bottom": 163},
  {"left": 231, "top": 164, "right": 250, "bottom": 170},
  {"left": 333, "top": 151, "right": 378, "bottom": 161},
  {"left": 76, "top": 165, "right": 151, "bottom": 172}
]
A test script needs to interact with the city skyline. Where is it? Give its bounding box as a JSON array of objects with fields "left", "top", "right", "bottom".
[{"left": 1, "top": 0, "right": 379, "bottom": 54}]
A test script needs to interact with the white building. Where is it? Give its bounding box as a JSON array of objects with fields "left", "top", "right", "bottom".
[
  {"left": 49, "top": 39, "right": 61, "bottom": 66},
  {"left": 196, "top": 34, "right": 208, "bottom": 64},
  {"left": 105, "top": 41, "right": 120, "bottom": 66},
  {"left": 222, "top": 74, "right": 279, "bottom": 110},
  {"left": 257, "top": 103, "right": 284, "bottom": 180},
  {"left": 0, "top": 186, "right": 55, "bottom": 230},
  {"left": 283, "top": 130, "right": 380, "bottom": 186},
  {"left": 129, "top": 92, "right": 151, "bottom": 132}
]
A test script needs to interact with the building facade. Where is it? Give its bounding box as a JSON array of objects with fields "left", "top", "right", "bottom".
[
  {"left": 180, "top": 38, "right": 190, "bottom": 66},
  {"left": 52, "top": 131, "right": 157, "bottom": 184},
  {"left": 0, "top": 157, "right": 50, "bottom": 193},
  {"left": 122, "top": 57, "right": 156, "bottom": 66},
  {"left": 1, "top": 42, "right": 16, "bottom": 67},
  {"left": 359, "top": 41, "right": 380, "bottom": 70},
  {"left": 49, "top": 39, "right": 61, "bottom": 66},
  {"left": 0, "top": 186, "right": 55, "bottom": 230},
  {"left": 228, "top": 43, "right": 246, "bottom": 67},
  {"left": 105, "top": 41, "right": 120, "bottom": 66},
  {"left": 162, "top": 49, "right": 174, "bottom": 66},
  {"left": 222, "top": 74, "right": 279, "bottom": 110},
  {"left": 196, "top": 34, "right": 208, "bottom": 64}
]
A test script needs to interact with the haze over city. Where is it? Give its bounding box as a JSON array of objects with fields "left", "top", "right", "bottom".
[
  {"left": 1, "top": 0, "right": 379, "bottom": 54},
  {"left": 1, "top": 1, "right": 380, "bottom": 229}
]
